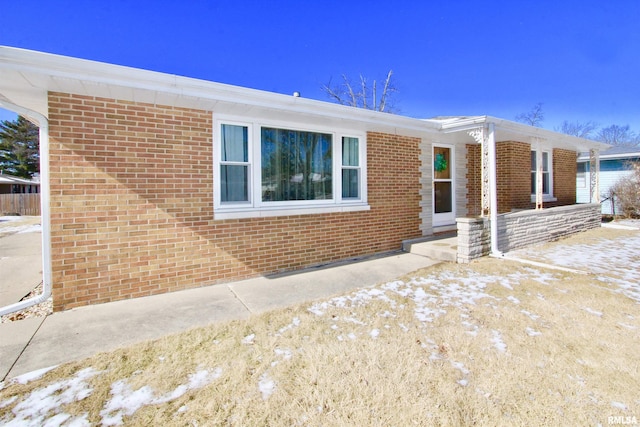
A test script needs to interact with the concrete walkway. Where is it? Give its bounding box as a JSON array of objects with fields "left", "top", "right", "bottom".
[
  {"left": 0, "top": 251, "right": 440, "bottom": 381},
  {"left": 0, "top": 231, "right": 43, "bottom": 307}
]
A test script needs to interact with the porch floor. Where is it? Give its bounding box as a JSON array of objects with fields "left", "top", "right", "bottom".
[{"left": 402, "top": 233, "right": 458, "bottom": 263}]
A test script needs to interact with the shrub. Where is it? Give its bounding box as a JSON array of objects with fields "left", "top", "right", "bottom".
[{"left": 609, "top": 161, "right": 640, "bottom": 218}]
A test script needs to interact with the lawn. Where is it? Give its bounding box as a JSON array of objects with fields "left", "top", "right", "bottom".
[{"left": 1, "top": 227, "right": 639, "bottom": 426}]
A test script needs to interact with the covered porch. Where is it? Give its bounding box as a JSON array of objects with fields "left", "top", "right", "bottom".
[{"left": 420, "top": 116, "right": 609, "bottom": 262}]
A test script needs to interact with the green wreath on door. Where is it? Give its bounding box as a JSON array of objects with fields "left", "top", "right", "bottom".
[{"left": 434, "top": 153, "right": 448, "bottom": 172}]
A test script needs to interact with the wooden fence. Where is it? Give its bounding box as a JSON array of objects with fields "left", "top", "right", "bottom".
[{"left": 0, "top": 194, "right": 41, "bottom": 216}]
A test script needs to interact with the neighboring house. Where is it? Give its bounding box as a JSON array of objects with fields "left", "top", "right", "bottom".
[
  {"left": 0, "top": 172, "right": 40, "bottom": 194},
  {"left": 0, "top": 46, "right": 608, "bottom": 312},
  {"left": 577, "top": 146, "right": 640, "bottom": 215}
]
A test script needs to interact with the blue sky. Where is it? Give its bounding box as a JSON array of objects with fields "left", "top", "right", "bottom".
[{"left": 1, "top": 0, "right": 638, "bottom": 132}]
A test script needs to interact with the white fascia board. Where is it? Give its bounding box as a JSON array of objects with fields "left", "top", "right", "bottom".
[
  {"left": 578, "top": 152, "right": 640, "bottom": 162},
  {"left": 0, "top": 46, "right": 441, "bottom": 137},
  {"left": 434, "top": 115, "right": 610, "bottom": 152}
]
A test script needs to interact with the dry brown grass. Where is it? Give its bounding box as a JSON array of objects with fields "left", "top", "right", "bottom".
[{"left": 1, "top": 231, "right": 639, "bottom": 426}]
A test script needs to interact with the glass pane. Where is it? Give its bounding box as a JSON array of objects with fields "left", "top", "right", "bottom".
[
  {"left": 342, "top": 169, "right": 359, "bottom": 198},
  {"left": 221, "top": 165, "right": 248, "bottom": 202},
  {"left": 531, "top": 151, "right": 536, "bottom": 171},
  {"left": 543, "top": 172, "right": 550, "bottom": 194},
  {"left": 221, "top": 124, "right": 248, "bottom": 162},
  {"left": 542, "top": 152, "right": 549, "bottom": 172},
  {"left": 261, "top": 127, "right": 332, "bottom": 201},
  {"left": 434, "top": 147, "right": 450, "bottom": 179},
  {"left": 434, "top": 182, "right": 452, "bottom": 214},
  {"left": 531, "top": 172, "right": 536, "bottom": 194},
  {"left": 342, "top": 137, "right": 359, "bottom": 166}
]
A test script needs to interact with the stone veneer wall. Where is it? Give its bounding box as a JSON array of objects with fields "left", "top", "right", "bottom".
[{"left": 456, "top": 203, "right": 601, "bottom": 263}]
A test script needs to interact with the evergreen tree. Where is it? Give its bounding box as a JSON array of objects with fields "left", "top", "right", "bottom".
[{"left": 0, "top": 116, "right": 40, "bottom": 178}]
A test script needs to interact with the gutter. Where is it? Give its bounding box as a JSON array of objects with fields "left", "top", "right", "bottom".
[
  {"left": 487, "top": 122, "right": 502, "bottom": 257},
  {"left": 0, "top": 101, "right": 52, "bottom": 316},
  {"left": 0, "top": 46, "right": 442, "bottom": 137}
]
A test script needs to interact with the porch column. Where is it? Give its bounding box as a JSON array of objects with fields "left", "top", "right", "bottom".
[
  {"left": 589, "top": 148, "right": 600, "bottom": 203},
  {"left": 468, "top": 125, "right": 491, "bottom": 217},
  {"left": 535, "top": 139, "right": 543, "bottom": 210},
  {"left": 468, "top": 124, "right": 500, "bottom": 255}
]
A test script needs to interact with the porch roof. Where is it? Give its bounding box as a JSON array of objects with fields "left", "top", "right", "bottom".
[
  {"left": 0, "top": 173, "right": 39, "bottom": 185},
  {"left": 577, "top": 145, "right": 640, "bottom": 162},
  {"left": 427, "top": 116, "right": 609, "bottom": 153}
]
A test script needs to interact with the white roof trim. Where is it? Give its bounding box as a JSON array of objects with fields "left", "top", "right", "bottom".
[
  {"left": 427, "top": 116, "right": 609, "bottom": 152},
  {"left": 0, "top": 46, "right": 611, "bottom": 151},
  {"left": 0, "top": 46, "right": 441, "bottom": 136},
  {"left": 578, "top": 151, "right": 640, "bottom": 161}
]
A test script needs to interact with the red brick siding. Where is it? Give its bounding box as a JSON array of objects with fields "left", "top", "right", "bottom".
[
  {"left": 497, "top": 141, "right": 532, "bottom": 213},
  {"left": 466, "top": 144, "right": 481, "bottom": 216},
  {"left": 48, "top": 93, "right": 422, "bottom": 311},
  {"left": 549, "top": 148, "right": 577, "bottom": 207}
]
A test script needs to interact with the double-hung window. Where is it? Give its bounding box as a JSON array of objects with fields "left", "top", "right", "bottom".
[
  {"left": 220, "top": 124, "right": 250, "bottom": 203},
  {"left": 214, "top": 117, "right": 368, "bottom": 219},
  {"left": 531, "top": 149, "right": 555, "bottom": 201},
  {"left": 341, "top": 137, "right": 360, "bottom": 199}
]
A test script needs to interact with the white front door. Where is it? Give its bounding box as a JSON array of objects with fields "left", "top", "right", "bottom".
[{"left": 433, "top": 145, "right": 455, "bottom": 227}]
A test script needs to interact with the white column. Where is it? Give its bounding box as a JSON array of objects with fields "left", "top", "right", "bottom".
[
  {"left": 488, "top": 123, "right": 500, "bottom": 256},
  {"left": 535, "top": 140, "right": 543, "bottom": 210}
]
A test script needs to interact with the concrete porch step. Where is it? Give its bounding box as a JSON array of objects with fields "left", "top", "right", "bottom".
[{"left": 402, "top": 235, "right": 458, "bottom": 263}]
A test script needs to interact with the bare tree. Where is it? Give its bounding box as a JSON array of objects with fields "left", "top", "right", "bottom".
[
  {"left": 596, "top": 124, "right": 639, "bottom": 147},
  {"left": 555, "top": 120, "right": 599, "bottom": 139},
  {"left": 322, "top": 70, "right": 398, "bottom": 113},
  {"left": 515, "top": 102, "right": 544, "bottom": 127}
]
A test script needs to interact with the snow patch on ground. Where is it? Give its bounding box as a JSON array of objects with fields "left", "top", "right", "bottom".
[
  {"left": 1, "top": 367, "right": 222, "bottom": 427},
  {"left": 0, "top": 217, "right": 41, "bottom": 235},
  {"left": 258, "top": 373, "right": 276, "bottom": 400},
  {"left": 491, "top": 330, "right": 507, "bottom": 353},
  {"left": 507, "top": 295, "right": 520, "bottom": 304},
  {"left": 1, "top": 367, "right": 101, "bottom": 427},
  {"left": 100, "top": 368, "right": 222, "bottom": 426},
  {"left": 512, "top": 234, "right": 640, "bottom": 303},
  {"left": 582, "top": 307, "right": 603, "bottom": 317},
  {"left": 241, "top": 334, "right": 255, "bottom": 345},
  {"left": 525, "top": 327, "right": 542, "bottom": 337}
]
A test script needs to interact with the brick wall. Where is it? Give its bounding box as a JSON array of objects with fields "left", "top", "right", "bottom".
[
  {"left": 497, "top": 141, "right": 531, "bottom": 212},
  {"left": 466, "top": 144, "right": 481, "bottom": 216},
  {"left": 48, "top": 93, "right": 422, "bottom": 311},
  {"left": 550, "top": 148, "right": 577, "bottom": 207}
]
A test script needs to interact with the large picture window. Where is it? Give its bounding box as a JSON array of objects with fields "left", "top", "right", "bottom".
[
  {"left": 261, "top": 128, "right": 332, "bottom": 202},
  {"left": 214, "top": 118, "right": 368, "bottom": 219}
]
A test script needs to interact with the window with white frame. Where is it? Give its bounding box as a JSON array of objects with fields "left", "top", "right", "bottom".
[
  {"left": 576, "top": 162, "right": 587, "bottom": 188},
  {"left": 341, "top": 136, "right": 360, "bottom": 199},
  {"left": 261, "top": 127, "right": 333, "bottom": 202},
  {"left": 214, "top": 117, "right": 368, "bottom": 218},
  {"left": 531, "top": 150, "right": 552, "bottom": 195},
  {"left": 220, "top": 124, "right": 250, "bottom": 202}
]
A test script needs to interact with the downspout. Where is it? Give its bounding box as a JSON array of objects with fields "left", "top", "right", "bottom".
[
  {"left": 0, "top": 102, "right": 52, "bottom": 316},
  {"left": 487, "top": 122, "right": 502, "bottom": 257}
]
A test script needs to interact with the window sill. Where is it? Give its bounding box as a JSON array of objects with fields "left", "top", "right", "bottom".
[
  {"left": 214, "top": 203, "right": 371, "bottom": 220},
  {"left": 530, "top": 195, "right": 557, "bottom": 203}
]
